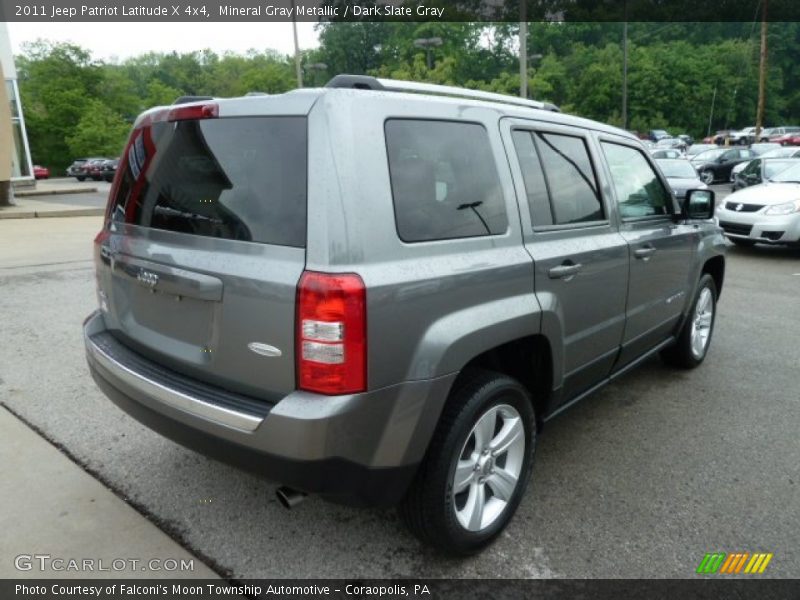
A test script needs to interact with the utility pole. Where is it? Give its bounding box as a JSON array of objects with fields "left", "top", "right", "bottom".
[
  {"left": 755, "top": 0, "right": 768, "bottom": 141},
  {"left": 622, "top": 1, "right": 628, "bottom": 129},
  {"left": 290, "top": 0, "right": 303, "bottom": 88},
  {"left": 707, "top": 85, "right": 717, "bottom": 138},
  {"left": 519, "top": 1, "right": 528, "bottom": 98}
]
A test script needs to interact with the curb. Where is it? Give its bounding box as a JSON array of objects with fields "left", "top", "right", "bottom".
[
  {"left": 15, "top": 187, "right": 99, "bottom": 197},
  {"left": 0, "top": 208, "right": 105, "bottom": 220}
]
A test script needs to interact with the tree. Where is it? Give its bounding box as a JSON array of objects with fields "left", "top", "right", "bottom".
[{"left": 66, "top": 100, "right": 130, "bottom": 158}]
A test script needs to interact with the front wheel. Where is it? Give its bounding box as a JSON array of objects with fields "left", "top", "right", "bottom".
[
  {"left": 399, "top": 370, "right": 536, "bottom": 555},
  {"left": 700, "top": 170, "right": 715, "bottom": 185},
  {"left": 661, "top": 274, "right": 717, "bottom": 369}
]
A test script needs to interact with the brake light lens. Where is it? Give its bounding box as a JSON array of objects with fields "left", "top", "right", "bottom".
[
  {"left": 167, "top": 103, "right": 219, "bottom": 122},
  {"left": 296, "top": 271, "right": 366, "bottom": 395}
]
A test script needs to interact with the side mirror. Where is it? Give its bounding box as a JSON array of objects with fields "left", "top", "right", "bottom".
[{"left": 683, "top": 189, "right": 715, "bottom": 220}]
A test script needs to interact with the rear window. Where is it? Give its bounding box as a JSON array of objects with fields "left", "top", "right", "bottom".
[
  {"left": 110, "top": 117, "right": 307, "bottom": 247},
  {"left": 385, "top": 119, "right": 508, "bottom": 242}
]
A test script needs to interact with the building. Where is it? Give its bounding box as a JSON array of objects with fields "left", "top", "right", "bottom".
[{"left": 0, "top": 23, "right": 33, "bottom": 184}]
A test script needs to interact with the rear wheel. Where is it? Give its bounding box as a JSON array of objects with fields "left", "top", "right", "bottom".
[
  {"left": 399, "top": 370, "right": 535, "bottom": 555},
  {"left": 661, "top": 274, "right": 717, "bottom": 369},
  {"left": 76, "top": 176, "right": 85, "bottom": 182}
]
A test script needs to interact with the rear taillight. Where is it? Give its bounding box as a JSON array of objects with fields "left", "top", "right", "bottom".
[{"left": 296, "top": 271, "right": 366, "bottom": 395}]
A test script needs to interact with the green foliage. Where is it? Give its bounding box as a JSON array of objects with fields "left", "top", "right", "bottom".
[
  {"left": 65, "top": 100, "right": 130, "bottom": 158},
  {"left": 15, "top": 22, "right": 800, "bottom": 171}
]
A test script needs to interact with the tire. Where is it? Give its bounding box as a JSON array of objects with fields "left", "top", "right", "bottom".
[
  {"left": 399, "top": 370, "right": 536, "bottom": 555},
  {"left": 76, "top": 176, "right": 85, "bottom": 182},
  {"left": 661, "top": 274, "right": 718, "bottom": 369},
  {"left": 700, "top": 170, "right": 715, "bottom": 185},
  {"left": 729, "top": 237, "right": 756, "bottom": 247}
]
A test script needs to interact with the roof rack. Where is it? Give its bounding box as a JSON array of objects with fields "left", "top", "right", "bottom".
[{"left": 325, "top": 74, "right": 560, "bottom": 112}]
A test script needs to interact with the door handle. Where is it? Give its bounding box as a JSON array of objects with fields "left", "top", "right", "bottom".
[
  {"left": 634, "top": 246, "right": 657, "bottom": 260},
  {"left": 548, "top": 263, "right": 583, "bottom": 280}
]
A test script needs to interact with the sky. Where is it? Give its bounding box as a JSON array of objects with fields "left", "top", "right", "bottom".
[{"left": 7, "top": 22, "right": 320, "bottom": 60}]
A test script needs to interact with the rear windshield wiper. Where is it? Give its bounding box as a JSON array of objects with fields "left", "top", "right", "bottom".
[{"left": 457, "top": 201, "right": 490, "bottom": 234}]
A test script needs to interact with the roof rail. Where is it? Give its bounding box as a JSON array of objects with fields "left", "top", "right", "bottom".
[{"left": 325, "top": 74, "right": 559, "bottom": 112}]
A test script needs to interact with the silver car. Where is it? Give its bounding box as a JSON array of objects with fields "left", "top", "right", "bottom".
[
  {"left": 84, "top": 75, "right": 725, "bottom": 554},
  {"left": 718, "top": 161, "right": 800, "bottom": 246}
]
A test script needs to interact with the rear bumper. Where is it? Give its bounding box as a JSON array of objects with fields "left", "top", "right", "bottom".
[{"left": 84, "top": 311, "right": 456, "bottom": 506}]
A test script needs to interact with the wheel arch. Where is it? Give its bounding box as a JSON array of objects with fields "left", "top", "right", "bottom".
[{"left": 450, "top": 334, "right": 554, "bottom": 430}]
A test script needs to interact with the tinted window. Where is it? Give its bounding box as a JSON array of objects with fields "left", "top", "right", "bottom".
[
  {"left": 534, "top": 132, "right": 603, "bottom": 224},
  {"left": 602, "top": 143, "right": 671, "bottom": 219},
  {"left": 110, "top": 117, "right": 307, "bottom": 247},
  {"left": 511, "top": 130, "right": 553, "bottom": 226},
  {"left": 385, "top": 120, "right": 507, "bottom": 242}
]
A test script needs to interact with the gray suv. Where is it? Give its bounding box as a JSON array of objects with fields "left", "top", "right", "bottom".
[{"left": 84, "top": 75, "right": 725, "bottom": 555}]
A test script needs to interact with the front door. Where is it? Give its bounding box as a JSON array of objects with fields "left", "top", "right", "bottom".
[{"left": 598, "top": 138, "right": 698, "bottom": 367}]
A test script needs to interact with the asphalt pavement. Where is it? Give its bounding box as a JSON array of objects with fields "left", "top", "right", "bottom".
[{"left": 1, "top": 185, "right": 797, "bottom": 579}]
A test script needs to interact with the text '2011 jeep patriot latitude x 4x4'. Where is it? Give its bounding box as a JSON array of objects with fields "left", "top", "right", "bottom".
[{"left": 84, "top": 75, "right": 725, "bottom": 555}]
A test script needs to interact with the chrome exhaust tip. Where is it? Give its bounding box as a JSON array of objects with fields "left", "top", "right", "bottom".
[{"left": 276, "top": 486, "right": 307, "bottom": 509}]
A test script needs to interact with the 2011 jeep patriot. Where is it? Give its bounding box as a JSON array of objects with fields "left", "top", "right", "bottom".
[{"left": 84, "top": 75, "right": 725, "bottom": 555}]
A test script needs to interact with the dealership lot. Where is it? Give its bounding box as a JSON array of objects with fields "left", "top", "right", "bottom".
[{"left": 0, "top": 195, "right": 797, "bottom": 578}]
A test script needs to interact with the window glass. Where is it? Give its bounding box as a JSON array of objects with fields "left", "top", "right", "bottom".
[
  {"left": 534, "top": 132, "right": 603, "bottom": 224},
  {"left": 511, "top": 130, "right": 553, "bottom": 226},
  {"left": 602, "top": 142, "right": 671, "bottom": 219},
  {"left": 385, "top": 120, "right": 508, "bottom": 242},
  {"left": 109, "top": 117, "right": 307, "bottom": 247},
  {"left": 743, "top": 159, "right": 760, "bottom": 175}
]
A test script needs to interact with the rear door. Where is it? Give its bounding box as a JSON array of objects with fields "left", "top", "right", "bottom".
[
  {"left": 95, "top": 107, "right": 308, "bottom": 401},
  {"left": 598, "top": 137, "right": 697, "bottom": 367},
  {"left": 502, "top": 120, "right": 629, "bottom": 405}
]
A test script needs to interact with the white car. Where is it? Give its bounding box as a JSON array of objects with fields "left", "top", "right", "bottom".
[{"left": 717, "top": 161, "right": 800, "bottom": 246}]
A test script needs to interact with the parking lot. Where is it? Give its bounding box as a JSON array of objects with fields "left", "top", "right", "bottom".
[{"left": 1, "top": 183, "right": 797, "bottom": 579}]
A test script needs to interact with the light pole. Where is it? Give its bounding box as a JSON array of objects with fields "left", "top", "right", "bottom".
[
  {"left": 290, "top": 0, "right": 302, "bottom": 88},
  {"left": 414, "top": 37, "right": 443, "bottom": 70}
]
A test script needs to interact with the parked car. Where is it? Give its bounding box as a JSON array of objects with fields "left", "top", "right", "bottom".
[
  {"left": 774, "top": 133, "right": 800, "bottom": 146},
  {"left": 84, "top": 75, "right": 724, "bottom": 555},
  {"left": 686, "top": 143, "right": 718, "bottom": 157},
  {"left": 749, "top": 142, "right": 782, "bottom": 156},
  {"left": 69, "top": 157, "right": 108, "bottom": 181},
  {"left": 728, "top": 126, "right": 757, "bottom": 145},
  {"left": 656, "top": 137, "right": 686, "bottom": 151},
  {"left": 677, "top": 134, "right": 694, "bottom": 146},
  {"left": 759, "top": 146, "right": 800, "bottom": 159},
  {"left": 85, "top": 158, "right": 112, "bottom": 181},
  {"left": 656, "top": 158, "right": 707, "bottom": 201},
  {"left": 33, "top": 165, "right": 50, "bottom": 180},
  {"left": 648, "top": 129, "right": 671, "bottom": 142},
  {"left": 98, "top": 158, "right": 119, "bottom": 182},
  {"left": 766, "top": 126, "right": 800, "bottom": 144},
  {"left": 650, "top": 148, "right": 683, "bottom": 159},
  {"left": 702, "top": 130, "right": 733, "bottom": 145},
  {"left": 718, "top": 160, "right": 800, "bottom": 246},
  {"left": 66, "top": 158, "right": 88, "bottom": 179},
  {"left": 729, "top": 145, "right": 800, "bottom": 183},
  {"left": 731, "top": 158, "right": 799, "bottom": 191},
  {"left": 691, "top": 147, "right": 756, "bottom": 184}
]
